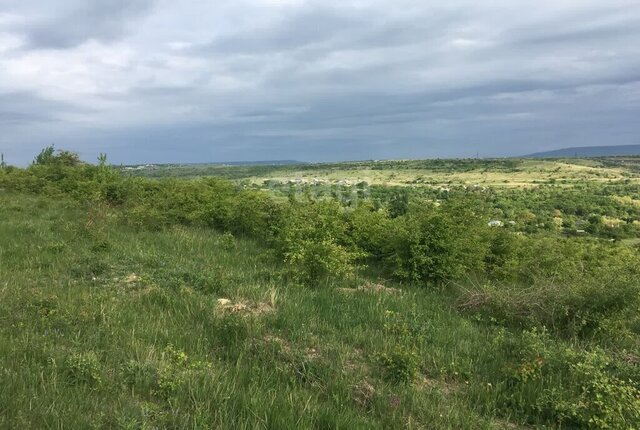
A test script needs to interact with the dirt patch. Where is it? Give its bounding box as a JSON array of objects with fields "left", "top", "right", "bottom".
[
  {"left": 414, "top": 375, "right": 459, "bottom": 396},
  {"left": 217, "top": 298, "right": 275, "bottom": 316},
  {"left": 352, "top": 380, "right": 376, "bottom": 409},
  {"left": 123, "top": 273, "right": 141, "bottom": 284},
  {"left": 305, "top": 347, "right": 321, "bottom": 360},
  {"left": 263, "top": 335, "right": 292, "bottom": 354},
  {"left": 387, "top": 394, "right": 401, "bottom": 409},
  {"left": 621, "top": 352, "right": 640, "bottom": 366},
  {"left": 337, "top": 282, "right": 401, "bottom": 295}
]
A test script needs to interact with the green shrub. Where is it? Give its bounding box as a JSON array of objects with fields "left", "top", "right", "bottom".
[
  {"left": 154, "top": 345, "right": 212, "bottom": 398},
  {"left": 121, "top": 360, "right": 157, "bottom": 390},
  {"left": 278, "top": 200, "right": 361, "bottom": 285},
  {"left": 496, "top": 329, "right": 640, "bottom": 429},
  {"left": 459, "top": 239, "right": 640, "bottom": 337},
  {"left": 377, "top": 346, "right": 418, "bottom": 384},
  {"left": 64, "top": 351, "right": 102, "bottom": 387},
  {"left": 219, "top": 232, "right": 236, "bottom": 250},
  {"left": 541, "top": 350, "right": 640, "bottom": 429},
  {"left": 350, "top": 203, "right": 395, "bottom": 259},
  {"left": 386, "top": 202, "right": 490, "bottom": 284}
]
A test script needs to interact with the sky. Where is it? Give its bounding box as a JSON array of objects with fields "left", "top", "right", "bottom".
[{"left": 1, "top": 0, "right": 639, "bottom": 165}]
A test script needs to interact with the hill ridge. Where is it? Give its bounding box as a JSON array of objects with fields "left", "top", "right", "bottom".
[{"left": 526, "top": 144, "right": 640, "bottom": 158}]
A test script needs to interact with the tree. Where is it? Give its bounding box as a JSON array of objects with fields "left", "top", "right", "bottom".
[
  {"left": 33, "top": 145, "right": 81, "bottom": 167},
  {"left": 34, "top": 145, "right": 56, "bottom": 165},
  {"left": 388, "top": 188, "right": 410, "bottom": 218}
]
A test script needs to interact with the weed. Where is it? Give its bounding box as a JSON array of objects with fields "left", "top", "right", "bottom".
[
  {"left": 64, "top": 351, "right": 102, "bottom": 387},
  {"left": 219, "top": 231, "right": 236, "bottom": 250},
  {"left": 377, "top": 347, "right": 419, "bottom": 384}
]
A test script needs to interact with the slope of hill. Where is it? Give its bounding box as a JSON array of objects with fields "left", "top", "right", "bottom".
[
  {"left": 2, "top": 157, "right": 640, "bottom": 429},
  {"left": 526, "top": 144, "right": 640, "bottom": 158}
]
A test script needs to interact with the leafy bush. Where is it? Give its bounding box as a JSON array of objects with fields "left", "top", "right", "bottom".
[
  {"left": 154, "top": 345, "right": 212, "bottom": 398},
  {"left": 33, "top": 145, "right": 81, "bottom": 167},
  {"left": 460, "top": 238, "right": 640, "bottom": 337},
  {"left": 542, "top": 350, "right": 640, "bottom": 429},
  {"left": 121, "top": 360, "right": 157, "bottom": 390},
  {"left": 219, "top": 231, "right": 236, "bottom": 250},
  {"left": 385, "top": 201, "right": 490, "bottom": 284},
  {"left": 497, "top": 330, "right": 640, "bottom": 429},
  {"left": 64, "top": 351, "right": 102, "bottom": 387},
  {"left": 377, "top": 347, "right": 418, "bottom": 384},
  {"left": 278, "top": 200, "right": 361, "bottom": 285}
]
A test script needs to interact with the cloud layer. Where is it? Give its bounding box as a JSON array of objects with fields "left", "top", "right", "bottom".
[{"left": 1, "top": 0, "right": 639, "bottom": 164}]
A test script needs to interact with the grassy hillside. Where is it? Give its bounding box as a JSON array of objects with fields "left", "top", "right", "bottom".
[
  {"left": 1, "top": 153, "right": 639, "bottom": 428},
  {"left": 0, "top": 193, "right": 519, "bottom": 428}
]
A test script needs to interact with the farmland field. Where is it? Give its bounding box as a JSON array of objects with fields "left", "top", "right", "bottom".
[
  {"left": 124, "top": 157, "right": 640, "bottom": 187},
  {"left": 1, "top": 153, "right": 639, "bottom": 429}
]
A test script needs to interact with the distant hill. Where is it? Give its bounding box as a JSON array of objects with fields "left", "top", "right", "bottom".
[{"left": 526, "top": 144, "right": 640, "bottom": 158}]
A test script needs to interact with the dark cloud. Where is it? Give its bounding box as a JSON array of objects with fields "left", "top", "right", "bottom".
[
  {"left": 14, "top": 0, "right": 155, "bottom": 49},
  {"left": 1, "top": 1, "right": 640, "bottom": 164},
  {"left": 0, "top": 91, "right": 85, "bottom": 124}
]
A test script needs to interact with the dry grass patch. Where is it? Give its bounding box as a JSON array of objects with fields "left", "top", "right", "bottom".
[
  {"left": 414, "top": 375, "right": 461, "bottom": 397},
  {"left": 216, "top": 289, "right": 277, "bottom": 316},
  {"left": 352, "top": 379, "right": 377, "bottom": 409},
  {"left": 216, "top": 298, "right": 275, "bottom": 316},
  {"left": 336, "top": 282, "right": 401, "bottom": 295},
  {"left": 123, "top": 273, "right": 141, "bottom": 284}
]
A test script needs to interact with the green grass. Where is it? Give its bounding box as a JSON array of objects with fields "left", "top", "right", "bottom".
[{"left": 1, "top": 193, "right": 637, "bottom": 429}]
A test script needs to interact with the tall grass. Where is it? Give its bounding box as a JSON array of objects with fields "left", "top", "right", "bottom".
[
  {"left": 1, "top": 193, "right": 638, "bottom": 428},
  {"left": 1, "top": 155, "right": 639, "bottom": 428}
]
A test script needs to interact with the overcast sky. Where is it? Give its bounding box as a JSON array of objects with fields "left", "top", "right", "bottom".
[{"left": 1, "top": 0, "right": 639, "bottom": 165}]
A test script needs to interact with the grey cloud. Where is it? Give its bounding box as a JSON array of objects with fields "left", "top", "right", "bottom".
[
  {"left": 0, "top": 91, "right": 84, "bottom": 124},
  {"left": 198, "top": 6, "right": 464, "bottom": 58},
  {"left": 198, "top": 8, "right": 362, "bottom": 55},
  {"left": 1, "top": 1, "right": 640, "bottom": 164},
  {"left": 11, "top": 0, "right": 155, "bottom": 49},
  {"left": 517, "top": 19, "right": 640, "bottom": 46}
]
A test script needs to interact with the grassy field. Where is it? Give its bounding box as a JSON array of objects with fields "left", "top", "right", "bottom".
[
  {"left": 246, "top": 160, "right": 636, "bottom": 188},
  {"left": 0, "top": 193, "right": 524, "bottom": 429},
  {"left": 125, "top": 157, "right": 640, "bottom": 188},
  {"left": 1, "top": 156, "right": 639, "bottom": 429}
]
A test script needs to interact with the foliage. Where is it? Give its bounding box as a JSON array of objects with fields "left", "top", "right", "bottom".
[
  {"left": 497, "top": 329, "right": 640, "bottom": 429},
  {"left": 461, "top": 236, "right": 640, "bottom": 337},
  {"left": 64, "top": 351, "right": 102, "bottom": 387},
  {"left": 33, "top": 145, "right": 82, "bottom": 167},
  {"left": 277, "top": 200, "right": 361, "bottom": 285},
  {"left": 377, "top": 347, "right": 418, "bottom": 384},
  {"left": 544, "top": 350, "right": 640, "bottom": 429},
  {"left": 0, "top": 188, "right": 638, "bottom": 429},
  {"left": 219, "top": 231, "right": 236, "bottom": 250},
  {"left": 385, "top": 200, "right": 491, "bottom": 284}
]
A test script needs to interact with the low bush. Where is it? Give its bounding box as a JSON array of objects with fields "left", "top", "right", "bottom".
[
  {"left": 64, "top": 351, "right": 102, "bottom": 387},
  {"left": 377, "top": 347, "right": 418, "bottom": 384},
  {"left": 496, "top": 329, "right": 640, "bottom": 429},
  {"left": 384, "top": 201, "right": 490, "bottom": 284},
  {"left": 459, "top": 238, "right": 640, "bottom": 338},
  {"left": 277, "top": 200, "right": 361, "bottom": 285}
]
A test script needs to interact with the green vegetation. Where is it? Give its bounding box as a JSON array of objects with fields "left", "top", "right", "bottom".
[
  {"left": 123, "top": 156, "right": 640, "bottom": 187},
  {"left": 0, "top": 151, "right": 639, "bottom": 428}
]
